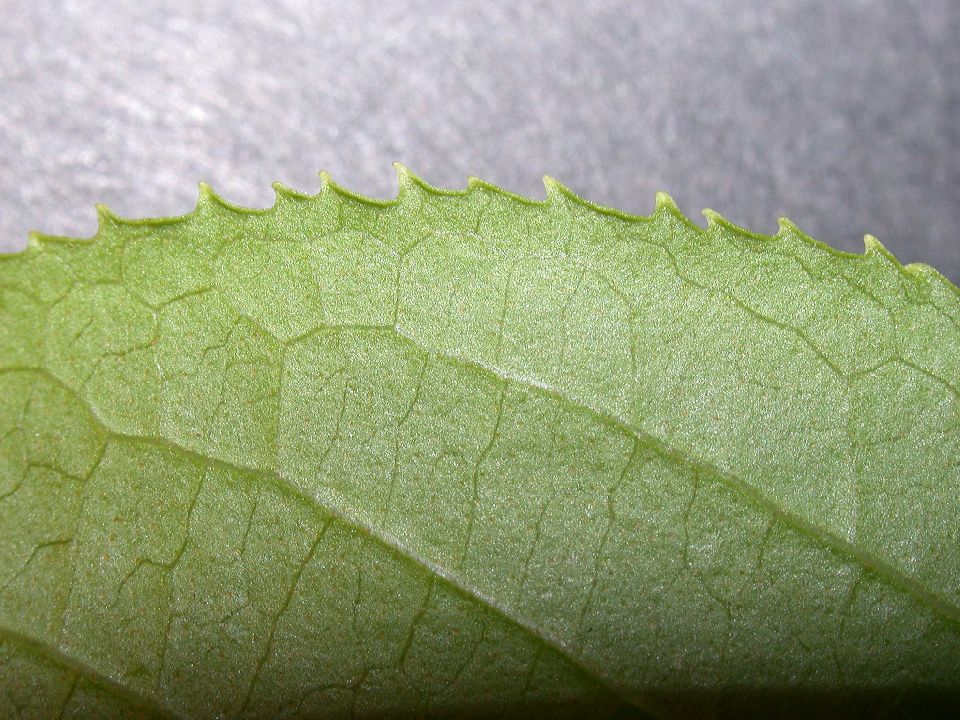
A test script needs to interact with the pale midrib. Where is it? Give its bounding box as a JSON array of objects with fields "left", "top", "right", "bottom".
[
  {"left": 2, "top": 365, "right": 656, "bottom": 719},
  {"left": 0, "top": 625, "right": 187, "bottom": 720},
  {"left": 390, "top": 325, "right": 960, "bottom": 624},
  {"left": 101, "top": 430, "right": 655, "bottom": 717},
  {"left": 3, "top": 192, "right": 957, "bottom": 718},
  {"left": 4, "top": 349, "right": 959, "bottom": 715}
]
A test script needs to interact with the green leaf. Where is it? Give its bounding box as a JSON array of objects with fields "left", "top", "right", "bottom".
[{"left": 1, "top": 166, "right": 958, "bottom": 719}]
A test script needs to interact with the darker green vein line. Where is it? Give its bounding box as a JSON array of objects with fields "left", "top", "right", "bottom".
[
  {"left": 0, "top": 367, "right": 655, "bottom": 716},
  {"left": 385, "top": 325, "right": 960, "bottom": 627},
  {"left": 0, "top": 626, "right": 186, "bottom": 720}
]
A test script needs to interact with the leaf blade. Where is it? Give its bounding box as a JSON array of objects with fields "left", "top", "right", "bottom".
[{"left": 1, "top": 171, "right": 958, "bottom": 718}]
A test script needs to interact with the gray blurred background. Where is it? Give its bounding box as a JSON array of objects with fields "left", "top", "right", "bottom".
[{"left": 1, "top": 0, "right": 958, "bottom": 282}]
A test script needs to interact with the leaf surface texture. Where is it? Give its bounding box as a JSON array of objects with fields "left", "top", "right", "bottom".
[{"left": 1, "top": 169, "right": 958, "bottom": 718}]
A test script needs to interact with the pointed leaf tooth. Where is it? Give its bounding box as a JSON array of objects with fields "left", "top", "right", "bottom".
[
  {"left": 318, "top": 170, "right": 335, "bottom": 194},
  {"left": 653, "top": 191, "right": 684, "bottom": 220},
  {"left": 394, "top": 163, "right": 414, "bottom": 197},
  {"left": 394, "top": 163, "right": 431, "bottom": 205},
  {"left": 26, "top": 230, "right": 44, "bottom": 249},
  {"left": 652, "top": 191, "right": 702, "bottom": 234},
  {"left": 197, "top": 182, "right": 276, "bottom": 215},
  {"left": 776, "top": 216, "right": 860, "bottom": 259},
  {"left": 461, "top": 176, "right": 532, "bottom": 207},
  {"left": 319, "top": 171, "right": 391, "bottom": 206},
  {"left": 859, "top": 234, "right": 929, "bottom": 294},
  {"left": 776, "top": 216, "right": 807, "bottom": 241},
  {"left": 862, "top": 233, "right": 896, "bottom": 260},
  {"left": 393, "top": 162, "right": 418, "bottom": 190},
  {"left": 271, "top": 181, "right": 302, "bottom": 203},
  {"left": 904, "top": 262, "right": 933, "bottom": 279},
  {"left": 94, "top": 203, "right": 122, "bottom": 232},
  {"left": 701, "top": 208, "right": 724, "bottom": 229},
  {"left": 196, "top": 181, "right": 219, "bottom": 210},
  {"left": 702, "top": 208, "right": 773, "bottom": 244},
  {"left": 542, "top": 175, "right": 567, "bottom": 201}
]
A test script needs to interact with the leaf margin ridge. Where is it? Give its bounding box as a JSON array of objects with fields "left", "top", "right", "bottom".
[{"left": 2, "top": 163, "right": 956, "bottom": 304}]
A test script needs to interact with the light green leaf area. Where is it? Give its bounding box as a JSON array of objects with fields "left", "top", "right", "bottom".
[{"left": 1, "top": 167, "right": 958, "bottom": 719}]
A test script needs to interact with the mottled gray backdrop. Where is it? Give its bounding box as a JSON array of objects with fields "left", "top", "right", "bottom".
[{"left": 2, "top": 0, "right": 958, "bottom": 281}]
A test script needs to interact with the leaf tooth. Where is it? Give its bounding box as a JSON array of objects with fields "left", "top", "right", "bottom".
[
  {"left": 775, "top": 216, "right": 810, "bottom": 243},
  {"left": 460, "top": 175, "right": 543, "bottom": 209},
  {"left": 199, "top": 182, "right": 275, "bottom": 216},
  {"left": 769, "top": 222, "right": 912, "bottom": 279},
  {"left": 652, "top": 191, "right": 702, "bottom": 234},
  {"left": 653, "top": 190, "right": 685, "bottom": 221},
  {"left": 902, "top": 260, "right": 956, "bottom": 296},
  {"left": 541, "top": 178, "right": 656, "bottom": 227},
  {"left": 195, "top": 181, "right": 221, "bottom": 212},
  {"left": 860, "top": 237, "right": 949, "bottom": 297},
  {"left": 318, "top": 170, "right": 396, "bottom": 208},
  {"left": 922, "top": 265, "right": 960, "bottom": 298},
  {"left": 196, "top": 181, "right": 233, "bottom": 211},
  {"left": 702, "top": 208, "right": 774, "bottom": 245},
  {"left": 94, "top": 201, "right": 193, "bottom": 231},
  {"left": 543, "top": 177, "right": 581, "bottom": 217},
  {"left": 270, "top": 180, "right": 297, "bottom": 198},
  {"left": 25, "top": 230, "right": 45, "bottom": 250},
  {"left": 394, "top": 162, "right": 415, "bottom": 197},
  {"left": 94, "top": 203, "right": 121, "bottom": 229},
  {"left": 270, "top": 181, "right": 311, "bottom": 206},
  {"left": 464, "top": 175, "right": 504, "bottom": 196},
  {"left": 92, "top": 203, "right": 131, "bottom": 240},
  {"left": 318, "top": 170, "right": 335, "bottom": 195},
  {"left": 318, "top": 171, "right": 352, "bottom": 199},
  {"left": 395, "top": 164, "right": 477, "bottom": 201},
  {"left": 393, "top": 163, "right": 435, "bottom": 206},
  {"left": 701, "top": 207, "right": 724, "bottom": 229},
  {"left": 7, "top": 229, "right": 61, "bottom": 259},
  {"left": 19, "top": 207, "right": 105, "bottom": 254},
  {"left": 393, "top": 162, "right": 421, "bottom": 192},
  {"left": 777, "top": 219, "right": 958, "bottom": 297},
  {"left": 776, "top": 215, "right": 862, "bottom": 261},
  {"left": 542, "top": 175, "right": 568, "bottom": 201},
  {"left": 863, "top": 233, "right": 895, "bottom": 260},
  {"left": 858, "top": 234, "right": 912, "bottom": 282},
  {"left": 903, "top": 262, "right": 929, "bottom": 277}
]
